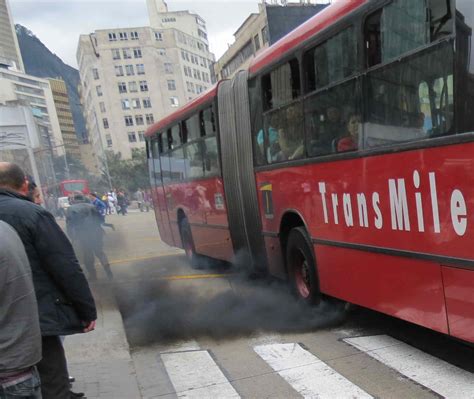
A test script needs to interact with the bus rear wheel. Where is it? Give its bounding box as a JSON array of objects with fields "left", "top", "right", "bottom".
[
  {"left": 286, "top": 227, "right": 320, "bottom": 305},
  {"left": 180, "top": 218, "right": 200, "bottom": 269}
]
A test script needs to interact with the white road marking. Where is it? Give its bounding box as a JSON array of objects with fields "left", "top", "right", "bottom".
[
  {"left": 160, "top": 340, "right": 200, "bottom": 354},
  {"left": 161, "top": 350, "right": 240, "bottom": 398},
  {"left": 344, "top": 335, "right": 474, "bottom": 399},
  {"left": 254, "top": 343, "right": 373, "bottom": 398}
]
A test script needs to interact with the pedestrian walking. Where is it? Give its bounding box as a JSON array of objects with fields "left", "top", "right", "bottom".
[
  {"left": 135, "top": 188, "right": 144, "bottom": 212},
  {"left": 117, "top": 190, "right": 128, "bottom": 216},
  {"left": 66, "top": 193, "right": 114, "bottom": 281},
  {"left": 0, "top": 162, "right": 97, "bottom": 399},
  {"left": 0, "top": 221, "right": 42, "bottom": 399},
  {"left": 88, "top": 193, "right": 115, "bottom": 231}
]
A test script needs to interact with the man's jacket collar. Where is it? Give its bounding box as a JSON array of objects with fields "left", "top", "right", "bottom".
[{"left": 0, "top": 188, "right": 32, "bottom": 202}]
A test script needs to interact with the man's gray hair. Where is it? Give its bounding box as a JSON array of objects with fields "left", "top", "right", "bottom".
[{"left": 0, "top": 162, "right": 26, "bottom": 190}]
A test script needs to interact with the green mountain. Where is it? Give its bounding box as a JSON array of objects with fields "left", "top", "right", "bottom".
[{"left": 15, "top": 24, "right": 86, "bottom": 141}]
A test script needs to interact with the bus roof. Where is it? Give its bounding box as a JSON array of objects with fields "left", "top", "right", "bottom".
[
  {"left": 145, "top": 84, "right": 219, "bottom": 137},
  {"left": 249, "top": 0, "right": 367, "bottom": 75}
]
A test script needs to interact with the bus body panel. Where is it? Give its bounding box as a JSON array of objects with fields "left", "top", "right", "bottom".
[
  {"left": 316, "top": 245, "right": 448, "bottom": 334},
  {"left": 151, "top": 186, "right": 174, "bottom": 247},
  {"left": 165, "top": 177, "right": 234, "bottom": 261},
  {"left": 256, "top": 141, "right": 474, "bottom": 341},
  {"left": 442, "top": 266, "right": 474, "bottom": 342}
]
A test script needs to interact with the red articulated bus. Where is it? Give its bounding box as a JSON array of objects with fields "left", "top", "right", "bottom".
[
  {"left": 59, "top": 179, "right": 90, "bottom": 197},
  {"left": 146, "top": 0, "right": 474, "bottom": 343}
]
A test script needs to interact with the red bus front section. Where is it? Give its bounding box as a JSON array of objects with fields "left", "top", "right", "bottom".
[
  {"left": 256, "top": 142, "right": 474, "bottom": 342},
  {"left": 60, "top": 179, "right": 90, "bottom": 197}
]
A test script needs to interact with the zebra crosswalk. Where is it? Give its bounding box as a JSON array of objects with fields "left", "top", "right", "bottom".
[{"left": 143, "top": 335, "right": 473, "bottom": 399}]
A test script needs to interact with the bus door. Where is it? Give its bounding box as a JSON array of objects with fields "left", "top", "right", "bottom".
[{"left": 217, "top": 72, "right": 268, "bottom": 272}]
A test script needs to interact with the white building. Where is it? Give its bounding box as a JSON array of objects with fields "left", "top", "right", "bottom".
[
  {"left": 77, "top": 0, "right": 215, "bottom": 160},
  {"left": 0, "top": 68, "right": 65, "bottom": 156},
  {"left": 0, "top": 0, "right": 24, "bottom": 71}
]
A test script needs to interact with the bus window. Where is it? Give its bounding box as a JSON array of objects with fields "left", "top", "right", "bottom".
[
  {"left": 169, "top": 124, "right": 181, "bottom": 149},
  {"left": 201, "top": 106, "right": 216, "bottom": 136},
  {"left": 150, "top": 137, "right": 161, "bottom": 185},
  {"left": 304, "top": 26, "right": 357, "bottom": 92},
  {"left": 262, "top": 58, "right": 300, "bottom": 110},
  {"left": 304, "top": 79, "right": 360, "bottom": 156},
  {"left": 203, "top": 137, "right": 220, "bottom": 176},
  {"left": 264, "top": 102, "right": 305, "bottom": 163},
  {"left": 366, "top": 0, "right": 453, "bottom": 68},
  {"left": 184, "top": 142, "right": 204, "bottom": 179},
  {"left": 365, "top": 41, "right": 453, "bottom": 147},
  {"left": 184, "top": 114, "right": 200, "bottom": 142},
  {"left": 170, "top": 148, "right": 186, "bottom": 181}
]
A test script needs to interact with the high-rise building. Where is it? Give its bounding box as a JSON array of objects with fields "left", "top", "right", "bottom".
[
  {"left": 48, "top": 78, "right": 81, "bottom": 160},
  {"left": 77, "top": 1, "right": 215, "bottom": 161},
  {"left": 0, "top": 0, "right": 24, "bottom": 71},
  {"left": 214, "top": 1, "right": 328, "bottom": 81}
]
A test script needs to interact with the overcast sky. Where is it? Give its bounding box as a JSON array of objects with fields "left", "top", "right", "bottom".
[{"left": 9, "top": 0, "right": 265, "bottom": 69}]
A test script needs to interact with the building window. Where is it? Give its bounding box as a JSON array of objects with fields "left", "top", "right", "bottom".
[
  {"left": 123, "top": 48, "right": 132, "bottom": 59},
  {"left": 99, "top": 102, "right": 106, "bottom": 113},
  {"left": 106, "top": 134, "right": 113, "bottom": 147},
  {"left": 92, "top": 68, "right": 99, "bottom": 80},
  {"left": 164, "top": 63, "right": 173, "bottom": 74},
  {"left": 138, "top": 131, "right": 145, "bottom": 142},
  {"left": 157, "top": 48, "right": 166, "bottom": 56},
  {"left": 139, "top": 80, "right": 148, "bottom": 92},
  {"left": 119, "top": 32, "right": 128, "bottom": 40},
  {"left": 118, "top": 82, "right": 127, "bottom": 93},
  {"left": 96, "top": 85, "right": 103, "bottom": 96},
  {"left": 145, "top": 113, "right": 154, "bottom": 125},
  {"left": 262, "top": 26, "right": 269, "bottom": 44},
  {"left": 129, "top": 81, "right": 138, "bottom": 92},
  {"left": 143, "top": 97, "right": 152, "bottom": 108},
  {"left": 132, "top": 98, "right": 141, "bottom": 109},
  {"left": 167, "top": 80, "right": 176, "bottom": 91},
  {"left": 133, "top": 48, "right": 142, "bottom": 58},
  {"left": 112, "top": 49, "right": 121, "bottom": 60},
  {"left": 170, "top": 97, "right": 179, "bottom": 107},
  {"left": 184, "top": 66, "right": 189, "bottom": 77},
  {"left": 121, "top": 99, "right": 130, "bottom": 110},
  {"left": 136, "top": 64, "right": 145, "bottom": 75},
  {"left": 128, "top": 132, "right": 137, "bottom": 142},
  {"left": 181, "top": 50, "right": 186, "bottom": 60},
  {"left": 135, "top": 115, "right": 144, "bottom": 125},
  {"left": 254, "top": 34, "right": 260, "bottom": 51},
  {"left": 103, "top": 118, "right": 109, "bottom": 129},
  {"left": 131, "top": 31, "right": 139, "bottom": 40},
  {"left": 125, "top": 64, "right": 134, "bottom": 76},
  {"left": 198, "top": 29, "right": 208, "bottom": 40},
  {"left": 162, "top": 17, "right": 176, "bottom": 22},
  {"left": 108, "top": 32, "right": 117, "bottom": 41},
  {"left": 115, "top": 65, "right": 124, "bottom": 76},
  {"left": 154, "top": 31, "right": 163, "bottom": 41},
  {"left": 125, "top": 115, "right": 134, "bottom": 126}
]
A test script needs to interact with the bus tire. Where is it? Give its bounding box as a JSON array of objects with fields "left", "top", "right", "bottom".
[
  {"left": 179, "top": 218, "right": 200, "bottom": 269},
  {"left": 286, "top": 227, "right": 320, "bottom": 305}
]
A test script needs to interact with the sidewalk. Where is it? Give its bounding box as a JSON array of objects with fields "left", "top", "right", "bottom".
[{"left": 63, "top": 283, "right": 141, "bottom": 399}]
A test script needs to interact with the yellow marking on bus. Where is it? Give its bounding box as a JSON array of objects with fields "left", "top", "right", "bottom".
[
  {"left": 163, "top": 273, "right": 234, "bottom": 281},
  {"left": 260, "top": 184, "right": 272, "bottom": 191}
]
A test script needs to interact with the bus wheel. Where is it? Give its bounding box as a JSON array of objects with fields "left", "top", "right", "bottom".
[
  {"left": 180, "top": 218, "right": 199, "bottom": 269},
  {"left": 286, "top": 227, "right": 320, "bottom": 305}
]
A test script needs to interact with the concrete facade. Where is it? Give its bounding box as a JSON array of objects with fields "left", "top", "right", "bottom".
[
  {"left": 0, "top": 68, "right": 65, "bottom": 156},
  {"left": 0, "top": 0, "right": 24, "bottom": 71},
  {"left": 48, "top": 78, "right": 81, "bottom": 160},
  {"left": 77, "top": 4, "right": 214, "bottom": 161},
  {"left": 214, "top": 1, "right": 328, "bottom": 81}
]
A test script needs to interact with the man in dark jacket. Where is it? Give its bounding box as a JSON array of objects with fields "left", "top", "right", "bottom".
[
  {"left": 0, "top": 162, "right": 97, "bottom": 399},
  {"left": 66, "top": 193, "right": 113, "bottom": 281}
]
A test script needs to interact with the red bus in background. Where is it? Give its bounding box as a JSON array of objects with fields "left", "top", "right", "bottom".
[
  {"left": 59, "top": 179, "right": 90, "bottom": 197},
  {"left": 146, "top": 0, "right": 474, "bottom": 344}
]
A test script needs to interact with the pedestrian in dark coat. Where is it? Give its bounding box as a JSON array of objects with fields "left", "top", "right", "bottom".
[{"left": 0, "top": 162, "right": 97, "bottom": 399}]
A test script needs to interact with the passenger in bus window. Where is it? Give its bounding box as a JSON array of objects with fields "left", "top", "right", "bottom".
[
  {"left": 274, "top": 105, "right": 304, "bottom": 161},
  {"left": 336, "top": 113, "right": 361, "bottom": 152}
]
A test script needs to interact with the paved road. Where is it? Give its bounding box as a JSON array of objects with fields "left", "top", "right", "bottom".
[{"left": 71, "top": 211, "right": 474, "bottom": 398}]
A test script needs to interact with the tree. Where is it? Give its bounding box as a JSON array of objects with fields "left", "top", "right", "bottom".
[{"left": 105, "top": 149, "right": 149, "bottom": 193}]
